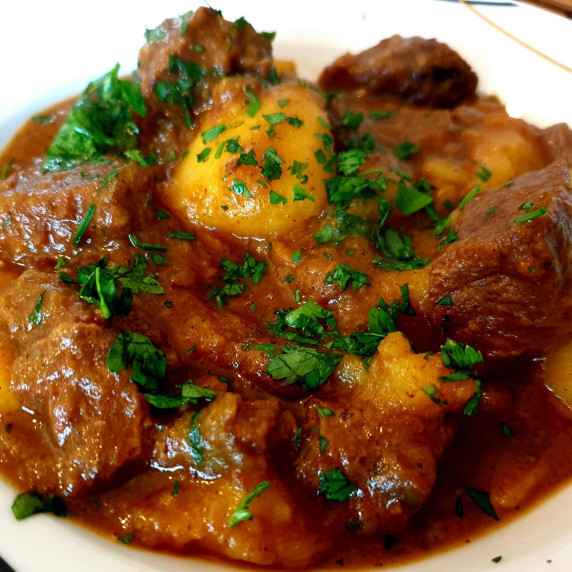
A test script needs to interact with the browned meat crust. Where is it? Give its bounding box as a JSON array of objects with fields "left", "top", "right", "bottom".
[{"left": 319, "top": 35, "right": 478, "bottom": 108}]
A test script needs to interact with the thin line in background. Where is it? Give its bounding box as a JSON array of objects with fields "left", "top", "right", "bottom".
[{"left": 459, "top": 0, "right": 572, "bottom": 73}]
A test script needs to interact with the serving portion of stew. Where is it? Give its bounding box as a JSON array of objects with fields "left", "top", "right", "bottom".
[{"left": 1, "top": 7, "right": 572, "bottom": 569}]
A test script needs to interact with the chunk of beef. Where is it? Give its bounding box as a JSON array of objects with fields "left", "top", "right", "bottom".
[
  {"left": 429, "top": 161, "right": 572, "bottom": 359},
  {"left": 292, "top": 334, "right": 475, "bottom": 535},
  {"left": 0, "top": 271, "right": 151, "bottom": 494},
  {"left": 536, "top": 123, "right": 572, "bottom": 165},
  {"left": 137, "top": 7, "right": 273, "bottom": 113},
  {"left": 319, "top": 35, "right": 477, "bottom": 108},
  {"left": 0, "top": 161, "right": 157, "bottom": 268},
  {"left": 153, "top": 392, "right": 282, "bottom": 475}
]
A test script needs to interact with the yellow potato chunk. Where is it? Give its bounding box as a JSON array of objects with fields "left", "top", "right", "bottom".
[
  {"left": 545, "top": 340, "right": 572, "bottom": 409},
  {"left": 0, "top": 343, "right": 17, "bottom": 413},
  {"left": 165, "top": 81, "right": 330, "bottom": 239},
  {"left": 359, "top": 332, "right": 475, "bottom": 415}
]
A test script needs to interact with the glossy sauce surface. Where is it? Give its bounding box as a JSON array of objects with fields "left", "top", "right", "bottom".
[{"left": 1, "top": 8, "right": 572, "bottom": 570}]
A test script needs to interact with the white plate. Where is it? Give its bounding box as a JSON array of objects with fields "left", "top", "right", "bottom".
[{"left": 1, "top": 1, "right": 572, "bottom": 570}]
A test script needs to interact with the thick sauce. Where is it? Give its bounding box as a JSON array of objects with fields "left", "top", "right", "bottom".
[{"left": 1, "top": 7, "right": 572, "bottom": 570}]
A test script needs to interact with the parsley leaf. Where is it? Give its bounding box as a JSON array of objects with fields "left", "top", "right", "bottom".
[
  {"left": 440, "top": 339, "right": 484, "bottom": 414},
  {"left": 227, "top": 178, "right": 253, "bottom": 199},
  {"left": 189, "top": 410, "right": 204, "bottom": 464},
  {"left": 266, "top": 345, "right": 342, "bottom": 391},
  {"left": 12, "top": 492, "right": 66, "bottom": 521},
  {"left": 513, "top": 207, "right": 547, "bottom": 223},
  {"left": 261, "top": 147, "right": 284, "bottom": 181},
  {"left": 228, "top": 481, "right": 271, "bottom": 527},
  {"left": 339, "top": 111, "right": 364, "bottom": 129},
  {"left": 373, "top": 228, "right": 430, "bottom": 271},
  {"left": 207, "top": 253, "right": 266, "bottom": 307},
  {"left": 154, "top": 56, "right": 210, "bottom": 127},
  {"left": 394, "top": 141, "right": 420, "bottom": 160},
  {"left": 463, "top": 487, "right": 499, "bottom": 520},
  {"left": 144, "top": 381, "right": 216, "bottom": 409},
  {"left": 72, "top": 203, "right": 97, "bottom": 247},
  {"left": 325, "top": 264, "right": 370, "bottom": 291},
  {"left": 395, "top": 180, "right": 433, "bottom": 216},
  {"left": 318, "top": 468, "right": 357, "bottom": 501},
  {"left": 107, "top": 330, "right": 166, "bottom": 392},
  {"left": 44, "top": 65, "right": 146, "bottom": 172},
  {"left": 332, "top": 284, "right": 413, "bottom": 359},
  {"left": 267, "top": 301, "right": 337, "bottom": 344},
  {"left": 27, "top": 291, "right": 46, "bottom": 327}
]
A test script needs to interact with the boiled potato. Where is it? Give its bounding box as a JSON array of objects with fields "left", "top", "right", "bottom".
[
  {"left": 0, "top": 344, "right": 17, "bottom": 413},
  {"left": 164, "top": 81, "right": 331, "bottom": 238},
  {"left": 360, "top": 332, "right": 475, "bottom": 415},
  {"left": 545, "top": 340, "right": 572, "bottom": 410}
]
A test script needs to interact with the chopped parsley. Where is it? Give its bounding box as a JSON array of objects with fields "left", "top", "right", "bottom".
[
  {"left": 373, "top": 227, "right": 430, "bottom": 271},
  {"left": 513, "top": 206, "right": 546, "bottom": 223},
  {"left": 318, "top": 468, "right": 357, "bottom": 501},
  {"left": 270, "top": 191, "right": 287, "bottom": 205},
  {"left": 72, "top": 203, "right": 97, "bottom": 247},
  {"left": 228, "top": 481, "right": 271, "bottom": 527},
  {"left": 154, "top": 55, "right": 211, "bottom": 127},
  {"left": 244, "top": 86, "right": 262, "bottom": 117},
  {"left": 1, "top": 158, "right": 13, "bottom": 181},
  {"left": 265, "top": 345, "right": 342, "bottom": 391},
  {"left": 317, "top": 407, "right": 335, "bottom": 417},
  {"left": 475, "top": 166, "right": 492, "bottom": 182},
  {"left": 197, "top": 148, "right": 211, "bottom": 162},
  {"left": 12, "top": 492, "right": 67, "bottom": 521},
  {"left": 43, "top": 65, "right": 146, "bottom": 171},
  {"left": 485, "top": 205, "right": 498, "bottom": 216},
  {"left": 325, "top": 264, "right": 370, "bottom": 291},
  {"left": 144, "top": 27, "right": 167, "bottom": 44},
  {"left": 207, "top": 253, "right": 266, "bottom": 307},
  {"left": 145, "top": 381, "right": 216, "bottom": 409},
  {"left": 261, "top": 146, "right": 284, "bottom": 180},
  {"left": 457, "top": 184, "right": 481, "bottom": 210},
  {"left": 202, "top": 124, "right": 227, "bottom": 144},
  {"left": 289, "top": 160, "right": 309, "bottom": 183},
  {"left": 394, "top": 141, "right": 420, "bottom": 160},
  {"left": 128, "top": 233, "right": 168, "bottom": 252},
  {"left": 27, "top": 291, "right": 46, "bottom": 327},
  {"left": 440, "top": 338, "right": 484, "bottom": 415},
  {"left": 293, "top": 184, "right": 314, "bottom": 202},
  {"left": 117, "top": 533, "right": 134, "bottom": 545},
  {"left": 339, "top": 111, "right": 364, "bottom": 130},
  {"left": 463, "top": 487, "right": 499, "bottom": 521},
  {"left": 189, "top": 410, "right": 204, "bottom": 464},
  {"left": 291, "top": 249, "right": 302, "bottom": 263},
  {"left": 227, "top": 178, "right": 253, "bottom": 199},
  {"left": 332, "top": 284, "right": 414, "bottom": 360},
  {"left": 266, "top": 300, "right": 337, "bottom": 345},
  {"left": 168, "top": 230, "right": 195, "bottom": 241},
  {"left": 395, "top": 179, "right": 433, "bottom": 216},
  {"left": 107, "top": 330, "right": 166, "bottom": 393},
  {"left": 370, "top": 110, "right": 397, "bottom": 120},
  {"left": 237, "top": 149, "right": 257, "bottom": 166},
  {"left": 75, "top": 256, "right": 164, "bottom": 318}
]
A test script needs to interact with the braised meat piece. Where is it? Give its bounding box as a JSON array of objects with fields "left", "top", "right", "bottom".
[
  {"left": 319, "top": 35, "right": 478, "bottom": 108},
  {"left": 0, "top": 162, "right": 158, "bottom": 268},
  {"left": 0, "top": 271, "right": 151, "bottom": 494},
  {"left": 429, "top": 161, "right": 572, "bottom": 359},
  {"left": 292, "top": 333, "right": 476, "bottom": 536},
  {"left": 137, "top": 7, "right": 274, "bottom": 113}
]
